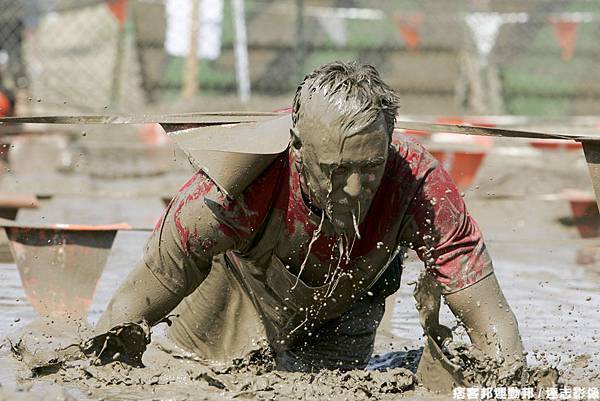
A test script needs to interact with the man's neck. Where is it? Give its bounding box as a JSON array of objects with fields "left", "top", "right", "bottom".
[{"left": 299, "top": 182, "right": 324, "bottom": 217}]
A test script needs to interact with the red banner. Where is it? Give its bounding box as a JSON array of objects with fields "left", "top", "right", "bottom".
[
  {"left": 0, "top": 91, "right": 12, "bottom": 117},
  {"left": 107, "top": 0, "right": 128, "bottom": 25},
  {"left": 393, "top": 13, "right": 423, "bottom": 50},
  {"left": 551, "top": 18, "right": 578, "bottom": 61}
]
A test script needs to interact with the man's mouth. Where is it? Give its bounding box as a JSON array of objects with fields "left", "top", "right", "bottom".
[{"left": 330, "top": 198, "right": 362, "bottom": 212}]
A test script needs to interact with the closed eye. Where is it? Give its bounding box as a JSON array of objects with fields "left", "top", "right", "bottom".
[
  {"left": 365, "top": 160, "right": 384, "bottom": 168},
  {"left": 320, "top": 158, "right": 384, "bottom": 177}
]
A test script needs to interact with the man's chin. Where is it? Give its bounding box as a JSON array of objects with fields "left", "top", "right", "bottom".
[{"left": 327, "top": 213, "right": 356, "bottom": 236}]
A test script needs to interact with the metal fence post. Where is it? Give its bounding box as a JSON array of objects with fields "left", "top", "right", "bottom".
[
  {"left": 183, "top": 0, "right": 201, "bottom": 99},
  {"left": 295, "top": 0, "right": 305, "bottom": 85},
  {"left": 232, "top": 0, "right": 250, "bottom": 103}
]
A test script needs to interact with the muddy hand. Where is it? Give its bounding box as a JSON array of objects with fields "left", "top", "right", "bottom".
[
  {"left": 81, "top": 321, "right": 151, "bottom": 367},
  {"left": 413, "top": 272, "right": 452, "bottom": 346},
  {"left": 414, "top": 273, "right": 464, "bottom": 391}
]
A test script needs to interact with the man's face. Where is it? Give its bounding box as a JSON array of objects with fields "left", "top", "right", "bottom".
[{"left": 294, "top": 104, "right": 389, "bottom": 235}]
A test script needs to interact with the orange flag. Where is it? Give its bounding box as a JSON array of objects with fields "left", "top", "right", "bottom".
[
  {"left": 107, "top": 0, "right": 128, "bottom": 25},
  {"left": 551, "top": 18, "right": 578, "bottom": 61},
  {"left": 0, "top": 91, "right": 12, "bottom": 117},
  {"left": 393, "top": 13, "right": 423, "bottom": 50}
]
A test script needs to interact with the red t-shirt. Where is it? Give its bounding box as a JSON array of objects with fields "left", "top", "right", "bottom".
[{"left": 145, "top": 131, "right": 493, "bottom": 297}]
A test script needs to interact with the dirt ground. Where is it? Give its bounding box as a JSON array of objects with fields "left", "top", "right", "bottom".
[{"left": 0, "top": 125, "right": 598, "bottom": 400}]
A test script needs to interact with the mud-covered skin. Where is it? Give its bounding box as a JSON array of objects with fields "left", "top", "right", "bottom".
[
  {"left": 290, "top": 101, "right": 389, "bottom": 233},
  {"left": 415, "top": 273, "right": 525, "bottom": 391}
]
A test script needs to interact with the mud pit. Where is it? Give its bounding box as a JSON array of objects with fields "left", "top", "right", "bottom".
[
  {"left": 8, "top": 318, "right": 416, "bottom": 400},
  {"left": 0, "top": 136, "right": 599, "bottom": 400},
  {"left": 5, "top": 318, "right": 557, "bottom": 400}
]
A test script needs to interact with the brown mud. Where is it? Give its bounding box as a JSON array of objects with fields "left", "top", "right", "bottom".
[
  {"left": 8, "top": 318, "right": 416, "bottom": 400},
  {"left": 6, "top": 315, "right": 563, "bottom": 401}
]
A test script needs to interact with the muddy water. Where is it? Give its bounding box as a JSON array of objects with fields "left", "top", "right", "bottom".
[{"left": 0, "top": 144, "right": 599, "bottom": 399}]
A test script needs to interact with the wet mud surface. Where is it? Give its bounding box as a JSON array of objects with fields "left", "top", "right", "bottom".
[
  {"left": 6, "top": 318, "right": 559, "bottom": 400},
  {"left": 0, "top": 134, "right": 599, "bottom": 399},
  {"left": 7, "top": 318, "right": 416, "bottom": 400}
]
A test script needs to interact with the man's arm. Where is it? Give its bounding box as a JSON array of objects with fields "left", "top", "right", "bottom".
[
  {"left": 445, "top": 273, "right": 524, "bottom": 365},
  {"left": 95, "top": 260, "right": 183, "bottom": 332},
  {"left": 403, "top": 143, "right": 524, "bottom": 364},
  {"left": 96, "top": 171, "right": 253, "bottom": 333},
  {"left": 96, "top": 163, "right": 282, "bottom": 334},
  {"left": 96, "top": 171, "right": 229, "bottom": 332}
]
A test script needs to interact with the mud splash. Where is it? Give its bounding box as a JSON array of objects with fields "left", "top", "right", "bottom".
[
  {"left": 8, "top": 319, "right": 416, "bottom": 400},
  {"left": 441, "top": 340, "right": 559, "bottom": 389},
  {"left": 9, "top": 319, "right": 150, "bottom": 377},
  {"left": 7, "top": 318, "right": 563, "bottom": 401}
]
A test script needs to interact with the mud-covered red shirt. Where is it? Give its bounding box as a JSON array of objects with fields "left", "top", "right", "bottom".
[{"left": 144, "top": 132, "right": 493, "bottom": 298}]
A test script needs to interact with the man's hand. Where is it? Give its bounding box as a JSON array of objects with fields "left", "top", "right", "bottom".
[
  {"left": 414, "top": 272, "right": 453, "bottom": 346},
  {"left": 415, "top": 273, "right": 525, "bottom": 391},
  {"left": 96, "top": 260, "right": 184, "bottom": 333},
  {"left": 445, "top": 273, "right": 525, "bottom": 366}
]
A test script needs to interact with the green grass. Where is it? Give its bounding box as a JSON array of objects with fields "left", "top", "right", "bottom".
[
  {"left": 499, "top": 1, "right": 600, "bottom": 115},
  {"left": 345, "top": 19, "right": 397, "bottom": 48},
  {"left": 502, "top": 62, "right": 576, "bottom": 95},
  {"left": 164, "top": 57, "right": 235, "bottom": 89},
  {"left": 303, "top": 51, "right": 359, "bottom": 74},
  {"left": 506, "top": 96, "right": 570, "bottom": 116}
]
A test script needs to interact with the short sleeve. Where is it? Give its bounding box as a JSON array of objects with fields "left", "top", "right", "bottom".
[
  {"left": 403, "top": 150, "right": 493, "bottom": 294},
  {"left": 144, "top": 156, "right": 286, "bottom": 296}
]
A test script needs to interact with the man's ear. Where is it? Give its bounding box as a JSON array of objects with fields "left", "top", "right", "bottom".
[{"left": 290, "top": 127, "right": 302, "bottom": 161}]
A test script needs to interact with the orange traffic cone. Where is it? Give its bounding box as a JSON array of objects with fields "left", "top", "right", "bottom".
[
  {"left": 429, "top": 150, "right": 486, "bottom": 190},
  {"left": 1, "top": 221, "right": 130, "bottom": 317},
  {"left": 561, "top": 189, "right": 600, "bottom": 238},
  {"left": 529, "top": 139, "right": 582, "bottom": 150}
]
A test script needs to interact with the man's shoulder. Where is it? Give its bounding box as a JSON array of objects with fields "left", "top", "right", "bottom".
[
  {"left": 174, "top": 151, "right": 288, "bottom": 216},
  {"left": 387, "top": 130, "right": 438, "bottom": 178},
  {"left": 249, "top": 151, "right": 289, "bottom": 188},
  {"left": 240, "top": 151, "right": 289, "bottom": 206}
]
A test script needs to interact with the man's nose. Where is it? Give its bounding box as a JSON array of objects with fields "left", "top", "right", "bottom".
[{"left": 343, "top": 171, "right": 362, "bottom": 198}]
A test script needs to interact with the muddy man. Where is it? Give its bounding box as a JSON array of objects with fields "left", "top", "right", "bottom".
[{"left": 98, "top": 61, "right": 524, "bottom": 382}]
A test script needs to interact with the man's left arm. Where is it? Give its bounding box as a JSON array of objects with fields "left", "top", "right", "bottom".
[
  {"left": 406, "top": 149, "right": 524, "bottom": 366},
  {"left": 445, "top": 273, "right": 524, "bottom": 365}
]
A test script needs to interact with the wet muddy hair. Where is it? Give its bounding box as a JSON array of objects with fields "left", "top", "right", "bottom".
[{"left": 292, "top": 61, "right": 400, "bottom": 138}]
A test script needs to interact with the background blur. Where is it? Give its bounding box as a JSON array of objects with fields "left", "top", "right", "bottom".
[{"left": 2, "top": 0, "right": 600, "bottom": 116}]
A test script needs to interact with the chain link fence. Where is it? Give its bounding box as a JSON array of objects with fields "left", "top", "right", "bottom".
[{"left": 1, "top": 0, "right": 600, "bottom": 115}]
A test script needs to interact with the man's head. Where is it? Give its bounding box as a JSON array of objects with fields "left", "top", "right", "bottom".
[{"left": 291, "top": 61, "right": 400, "bottom": 236}]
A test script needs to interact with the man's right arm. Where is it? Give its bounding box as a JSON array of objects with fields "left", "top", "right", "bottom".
[
  {"left": 96, "top": 259, "right": 184, "bottom": 332},
  {"left": 96, "top": 171, "right": 246, "bottom": 332},
  {"left": 96, "top": 151, "right": 285, "bottom": 333}
]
